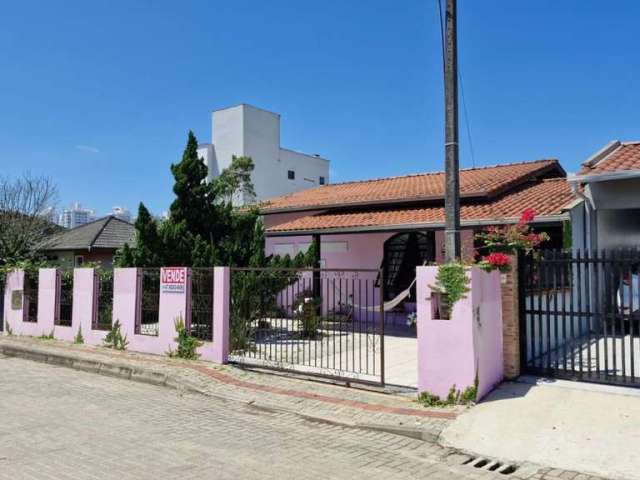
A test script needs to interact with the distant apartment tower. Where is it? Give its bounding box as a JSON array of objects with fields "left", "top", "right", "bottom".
[
  {"left": 111, "top": 206, "right": 132, "bottom": 223},
  {"left": 197, "top": 104, "right": 329, "bottom": 205},
  {"left": 59, "top": 202, "right": 96, "bottom": 229}
]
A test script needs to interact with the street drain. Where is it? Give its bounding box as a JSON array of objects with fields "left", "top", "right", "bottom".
[{"left": 460, "top": 456, "right": 518, "bottom": 475}]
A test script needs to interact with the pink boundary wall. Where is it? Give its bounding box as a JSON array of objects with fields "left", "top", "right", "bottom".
[
  {"left": 417, "top": 266, "right": 503, "bottom": 401},
  {"left": 2, "top": 267, "right": 230, "bottom": 364}
]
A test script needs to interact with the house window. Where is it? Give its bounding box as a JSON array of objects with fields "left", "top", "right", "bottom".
[
  {"left": 74, "top": 255, "right": 84, "bottom": 266},
  {"left": 287, "top": 170, "right": 295, "bottom": 180},
  {"left": 319, "top": 176, "right": 326, "bottom": 185}
]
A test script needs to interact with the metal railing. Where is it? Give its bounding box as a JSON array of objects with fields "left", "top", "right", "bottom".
[
  {"left": 94, "top": 271, "right": 113, "bottom": 331},
  {"left": 521, "top": 249, "right": 640, "bottom": 387},
  {"left": 23, "top": 272, "right": 38, "bottom": 323},
  {"left": 136, "top": 268, "right": 160, "bottom": 336},
  {"left": 190, "top": 268, "right": 214, "bottom": 341},
  {"left": 56, "top": 270, "right": 73, "bottom": 327},
  {"left": 229, "top": 268, "right": 385, "bottom": 385}
]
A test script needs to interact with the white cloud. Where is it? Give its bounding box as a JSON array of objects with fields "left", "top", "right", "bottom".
[{"left": 75, "top": 144, "right": 100, "bottom": 154}]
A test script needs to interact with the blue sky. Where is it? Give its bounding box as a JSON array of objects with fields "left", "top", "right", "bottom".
[{"left": 1, "top": 1, "right": 639, "bottom": 216}]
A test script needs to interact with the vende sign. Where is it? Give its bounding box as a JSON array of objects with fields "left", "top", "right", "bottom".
[{"left": 161, "top": 267, "right": 187, "bottom": 294}]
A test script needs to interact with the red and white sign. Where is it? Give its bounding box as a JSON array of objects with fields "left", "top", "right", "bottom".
[{"left": 161, "top": 267, "right": 187, "bottom": 294}]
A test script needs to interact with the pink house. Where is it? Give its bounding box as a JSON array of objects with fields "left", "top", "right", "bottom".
[{"left": 261, "top": 159, "right": 573, "bottom": 315}]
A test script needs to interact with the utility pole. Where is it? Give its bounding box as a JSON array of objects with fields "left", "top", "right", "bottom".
[{"left": 444, "top": 0, "right": 461, "bottom": 262}]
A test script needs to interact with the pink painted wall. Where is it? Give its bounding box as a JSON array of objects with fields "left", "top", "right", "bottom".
[
  {"left": 2, "top": 267, "right": 231, "bottom": 364},
  {"left": 266, "top": 233, "right": 391, "bottom": 321},
  {"left": 417, "top": 266, "right": 503, "bottom": 401}
]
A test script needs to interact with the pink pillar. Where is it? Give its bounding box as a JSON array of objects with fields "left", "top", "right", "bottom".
[
  {"left": 417, "top": 266, "right": 503, "bottom": 401},
  {"left": 112, "top": 268, "right": 139, "bottom": 340},
  {"left": 3, "top": 270, "right": 24, "bottom": 335},
  {"left": 157, "top": 267, "right": 189, "bottom": 353},
  {"left": 75, "top": 268, "right": 104, "bottom": 346},
  {"left": 43, "top": 268, "right": 75, "bottom": 341},
  {"left": 210, "top": 266, "right": 229, "bottom": 364}
]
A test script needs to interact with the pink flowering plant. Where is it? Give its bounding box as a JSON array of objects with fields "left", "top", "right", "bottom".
[{"left": 475, "top": 208, "right": 549, "bottom": 272}]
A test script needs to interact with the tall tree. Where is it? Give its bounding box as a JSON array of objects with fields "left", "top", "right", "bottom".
[
  {"left": 169, "top": 131, "right": 215, "bottom": 239},
  {"left": 115, "top": 203, "right": 162, "bottom": 267},
  {"left": 0, "top": 174, "right": 58, "bottom": 268}
]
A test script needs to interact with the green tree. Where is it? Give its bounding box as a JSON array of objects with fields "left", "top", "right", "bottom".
[
  {"left": 115, "top": 203, "right": 162, "bottom": 267},
  {"left": 115, "top": 131, "right": 316, "bottom": 271},
  {"left": 169, "top": 131, "right": 215, "bottom": 239}
]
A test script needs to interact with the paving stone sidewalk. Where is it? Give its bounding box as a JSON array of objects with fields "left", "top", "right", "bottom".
[
  {"left": 0, "top": 336, "right": 454, "bottom": 440},
  {"left": 0, "top": 336, "right": 615, "bottom": 480}
]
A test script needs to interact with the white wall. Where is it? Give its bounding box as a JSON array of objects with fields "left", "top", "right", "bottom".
[{"left": 204, "top": 104, "right": 329, "bottom": 205}]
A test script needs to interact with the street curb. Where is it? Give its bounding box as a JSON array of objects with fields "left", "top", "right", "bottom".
[
  {"left": 0, "top": 341, "right": 438, "bottom": 442},
  {"left": 0, "top": 343, "right": 204, "bottom": 396}
]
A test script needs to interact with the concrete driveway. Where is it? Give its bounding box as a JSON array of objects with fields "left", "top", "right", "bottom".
[{"left": 441, "top": 377, "right": 640, "bottom": 480}]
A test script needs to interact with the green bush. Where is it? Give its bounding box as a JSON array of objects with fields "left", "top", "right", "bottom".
[
  {"left": 74, "top": 326, "right": 84, "bottom": 344},
  {"left": 168, "top": 316, "right": 203, "bottom": 360},
  {"left": 103, "top": 320, "right": 128, "bottom": 351}
]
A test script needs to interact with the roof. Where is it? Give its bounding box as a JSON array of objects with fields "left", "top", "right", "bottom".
[
  {"left": 577, "top": 141, "right": 640, "bottom": 179},
  {"left": 267, "top": 178, "right": 572, "bottom": 234},
  {"left": 260, "top": 159, "right": 563, "bottom": 213},
  {"left": 42, "top": 216, "right": 135, "bottom": 251}
]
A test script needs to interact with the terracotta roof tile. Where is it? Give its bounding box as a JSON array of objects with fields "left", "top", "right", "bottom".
[
  {"left": 261, "top": 159, "right": 562, "bottom": 213},
  {"left": 579, "top": 142, "right": 640, "bottom": 175},
  {"left": 267, "top": 178, "right": 572, "bottom": 233}
]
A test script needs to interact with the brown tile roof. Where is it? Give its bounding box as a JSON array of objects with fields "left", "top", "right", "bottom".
[
  {"left": 42, "top": 216, "right": 134, "bottom": 251},
  {"left": 261, "top": 159, "right": 563, "bottom": 213},
  {"left": 267, "top": 178, "right": 572, "bottom": 233},
  {"left": 579, "top": 141, "right": 640, "bottom": 176}
]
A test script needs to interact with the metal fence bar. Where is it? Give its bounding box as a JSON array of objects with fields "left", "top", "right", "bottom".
[
  {"left": 522, "top": 249, "right": 640, "bottom": 387},
  {"left": 228, "top": 268, "right": 384, "bottom": 386}
]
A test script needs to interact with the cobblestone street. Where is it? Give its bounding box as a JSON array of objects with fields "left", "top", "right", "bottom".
[{"left": 0, "top": 356, "right": 608, "bottom": 480}]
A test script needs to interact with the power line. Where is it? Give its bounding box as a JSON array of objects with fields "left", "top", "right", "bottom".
[
  {"left": 458, "top": 71, "right": 476, "bottom": 168},
  {"left": 436, "top": 0, "right": 476, "bottom": 168}
]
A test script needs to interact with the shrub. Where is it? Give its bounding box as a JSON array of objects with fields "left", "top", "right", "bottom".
[
  {"left": 293, "top": 290, "right": 322, "bottom": 339},
  {"left": 167, "top": 316, "right": 203, "bottom": 360},
  {"left": 74, "top": 326, "right": 84, "bottom": 344},
  {"left": 103, "top": 320, "right": 128, "bottom": 350}
]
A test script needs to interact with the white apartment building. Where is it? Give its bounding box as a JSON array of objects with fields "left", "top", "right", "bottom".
[
  {"left": 111, "top": 206, "right": 132, "bottom": 223},
  {"left": 197, "top": 104, "right": 329, "bottom": 205},
  {"left": 59, "top": 202, "right": 96, "bottom": 229}
]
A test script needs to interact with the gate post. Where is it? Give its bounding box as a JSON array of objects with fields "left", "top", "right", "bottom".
[
  {"left": 417, "top": 265, "right": 503, "bottom": 401},
  {"left": 501, "top": 255, "right": 521, "bottom": 379},
  {"left": 3, "top": 269, "right": 24, "bottom": 335},
  {"left": 212, "top": 267, "right": 230, "bottom": 364}
]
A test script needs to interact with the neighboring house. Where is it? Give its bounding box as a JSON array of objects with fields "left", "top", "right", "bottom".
[
  {"left": 197, "top": 104, "right": 330, "bottom": 205},
  {"left": 260, "top": 159, "right": 573, "bottom": 303},
  {"left": 568, "top": 141, "right": 640, "bottom": 252},
  {"left": 42, "top": 216, "right": 134, "bottom": 268}
]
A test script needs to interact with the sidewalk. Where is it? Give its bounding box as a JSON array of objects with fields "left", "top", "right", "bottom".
[
  {"left": 0, "top": 336, "right": 615, "bottom": 479},
  {"left": 441, "top": 378, "right": 640, "bottom": 480},
  {"left": 0, "top": 335, "right": 455, "bottom": 441}
]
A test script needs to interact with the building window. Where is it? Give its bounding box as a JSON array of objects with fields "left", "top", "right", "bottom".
[
  {"left": 287, "top": 170, "right": 295, "bottom": 180},
  {"left": 319, "top": 176, "right": 326, "bottom": 185},
  {"left": 74, "top": 255, "right": 84, "bottom": 266}
]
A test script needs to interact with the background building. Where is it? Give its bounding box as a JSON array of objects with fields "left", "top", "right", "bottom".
[
  {"left": 111, "top": 206, "right": 132, "bottom": 223},
  {"left": 58, "top": 202, "right": 96, "bottom": 229},
  {"left": 197, "top": 104, "right": 329, "bottom": 205},
  {"left": 42, "top": 215, "right": 134, "bottom": 267}
]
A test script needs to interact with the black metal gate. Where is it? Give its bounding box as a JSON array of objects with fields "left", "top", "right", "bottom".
[
  {"left": 520, "top": 250, "right": 640, "bottom": 387},
  {"left": 56, "top": 270, "right": 73, "bottom": 327},
  {"left": 229, "top": 268, "right": 385, "bottom": 385},
  {"left": 190, "top": 268, "right": 214, "bottom": 341}
]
